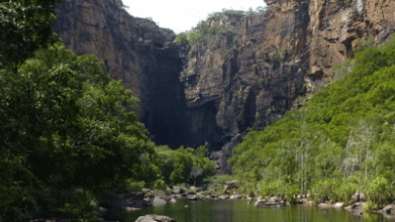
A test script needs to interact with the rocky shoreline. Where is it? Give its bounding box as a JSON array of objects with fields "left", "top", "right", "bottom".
[{"left": 24, "top": 181, "right": 395, "bottom": 221}]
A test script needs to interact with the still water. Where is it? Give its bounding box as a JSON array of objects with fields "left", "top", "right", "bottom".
[{"left": 114, "top": 199, "right": 392, "bottom": 222}]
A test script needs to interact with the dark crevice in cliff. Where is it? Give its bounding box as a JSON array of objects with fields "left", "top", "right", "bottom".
[{"left": 141, "top": 47, "right": 191, "bottom": 149}]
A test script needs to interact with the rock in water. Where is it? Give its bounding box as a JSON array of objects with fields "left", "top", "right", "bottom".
[
  {"left": 344, "top": 202, "right": 366, "bottom": 215},
  {"left": 152, "top": 196, "right": 167, "bottom": 206},
  {"left": 135, "top": 214, "right": 176, "bottom": 222},
  {"left": 188, "top": 195, "right": 198, "bottom": 200}
]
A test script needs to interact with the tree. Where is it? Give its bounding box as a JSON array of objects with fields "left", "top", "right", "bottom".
[
  {"left": 0, "top": 42, "right": 157, "bottom": 220},
  {"left": 190, "top": 165, "right": 203, "bottom": 186},
  {"left": 0, "top": 0, "right": 61, "bottom": 71}
]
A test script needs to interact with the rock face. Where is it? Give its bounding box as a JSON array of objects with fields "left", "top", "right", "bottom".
[
  {"left": 54, "top": 0, "right": 395, "bottom": 174},
  {"left": 135, "top": 214, "right": 176, "bottom": 222},
  {"left": 179, "top": 0, "right": 395, "bottom": 173},
  {"left": 52, "top": 0, "right": 191, "bottom": 149}
]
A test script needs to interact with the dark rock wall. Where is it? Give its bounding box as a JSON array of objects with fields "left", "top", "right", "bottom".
[
  {"left": 180, "top": 0, "right": 395, "bottom": 174},
  {"left": 53, "top": 0, "right": 192, "bottom": 149},
  {"left": 54, "top": 0, "right": 395, "bottom": 174}
]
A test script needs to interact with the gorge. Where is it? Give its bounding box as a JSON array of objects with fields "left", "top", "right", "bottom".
[{"left": 53, "top": 0, "right": 395, "bottom": 174}]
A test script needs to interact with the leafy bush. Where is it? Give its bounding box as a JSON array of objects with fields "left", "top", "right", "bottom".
[
  {"left": 155, "top": 145, "right": 215, "bottom": 187},
  {"left": 174, "top": 33, "right": 188, "bottom": 44},
  {"left": 206, "top": 175, "right": 236, "bottom": 190},
  {"left": 58, "top": 189, "right": 100, "bottom": 222},
  {"left": 269, "top": 51, "right": 280, "bottom": 67}
]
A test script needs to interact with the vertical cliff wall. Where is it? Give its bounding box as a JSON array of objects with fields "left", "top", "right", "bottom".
[
  {"left": 54, "top": 0, "right": 395, "bottom": 174},
  {"left": 53, "top": 0, "right": 194, "bottom": 149},
  {"left": 180, "top": 0, "right": 395, "bottom": 173}
]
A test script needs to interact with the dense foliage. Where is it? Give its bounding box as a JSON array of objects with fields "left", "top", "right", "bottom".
[
  {"left": 0, "top": 0, "right": 60, "bottom": 71},
  {"left": 155, "top": 145, "right": 215, "bottom": 187},
  {"left": 0, "top": 1, "right": 215, "bottom": 221},
  {"left": 230, "top": 36, "right": 395, "bottom": 208},
  {"left": 174, "top": 7, "right": 267, "bottom": 48},
  {"left": 0, "top": 41, "right": 161, "bottom": 221}
]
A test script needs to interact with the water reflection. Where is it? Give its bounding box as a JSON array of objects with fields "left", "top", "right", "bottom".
[{"left": 115, "top": 199, "right": 391, "bottom": 222}]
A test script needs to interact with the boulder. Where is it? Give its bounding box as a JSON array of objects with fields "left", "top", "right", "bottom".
[
  {"left": 254, "top": 199, "right": 286, "bottom": 207},
  {"left": 333, "top": 202, "right": 344, "bottom": 209},
  {"left": 351, "top": 191, "right": 365, "bottom": 202},
  {"left": 172, "top": 187, "right": 185, "bottom": 194},
  {"left": 268, "top": 196, "right": 280, "bottom": 203},
  {"left": 230, "top": 194, "right": 243, "bottom": 200},
  {"left": 190, "top": 186, "right": 203, "bottom": 193},
  {"left": 383, "top": 204, "right": 395, "bottom": 219},
  {"left": 135, "top": 214, "right": 176, "bottom": 222},
  {"left": 245, "top": 195, "right": 256, "bottom": 200},
  {"left": 188, "top": 195, "right": 198, "bottom": 201},
  {"left": 318, "top": 203, "right": 332, "bottom": 209},
  {"left": 124, "top": 207, "right": 141, "bottom": 211},
  {"left": 223, "top": 180, "right": 238, "bottom": 193},
  {"left": 170, "top": 198, "right": 177, "bottom": 203},
  {"left": 254, "top": 200, "right": 266, "bottom": 207},
  {"left": 218, "top": 194, "right": 230, "bottom": 200},
  {"left": 303, "top": 200, "right": 314, "bottom": 206},
  {"left": 344, "top": 202, "right": 366, "bottom": 215},
  {"left": 383, "top": 204, "right": 395, "bottom": 215},
  {"left": 152, "top": 196, "right": 167, "bottom": 206}
]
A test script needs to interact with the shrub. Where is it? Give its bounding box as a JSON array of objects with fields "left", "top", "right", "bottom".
[
  {"left": 174, "top": 33, "right": 188, "bottom": 44},
  {"left": 280, "top": 48, "right": 288, "bottom": 58},
  {"left": 266, "top": 108, "right": 272, "bottom": 116}
]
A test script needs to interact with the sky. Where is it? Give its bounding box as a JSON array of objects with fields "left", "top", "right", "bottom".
[{"left": 123, "top": 0, "right": 266, "bottom": 34}]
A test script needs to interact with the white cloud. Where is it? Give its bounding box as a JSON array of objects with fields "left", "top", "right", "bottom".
[{"left": 123, "top": 0, "right": 266, "bottom": 34}]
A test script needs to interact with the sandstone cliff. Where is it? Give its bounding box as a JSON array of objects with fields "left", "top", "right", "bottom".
[
  {"left": 54, "top": 0, "right": 395, "bottom": 174},
  {"left": 53, "top": 0, "right": 192, "bottom": 149},
  {"left": 180, "top": 0, "right": 395, "bottom": 173}
]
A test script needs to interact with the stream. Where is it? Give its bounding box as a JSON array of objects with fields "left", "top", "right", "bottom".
[{"left": 113, "top": 199, "right": 393, "bottom": 222}]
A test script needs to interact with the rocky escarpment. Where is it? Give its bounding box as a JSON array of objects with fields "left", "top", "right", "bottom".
[
  {"left": 180, "top": 0, "right": 395, "bottom": 173},
  {"left": 53, "top": 0, "right": 194, "bottom": 149},
  {"left": 54, "top": 0, "right": 395, "bottom": 174}
]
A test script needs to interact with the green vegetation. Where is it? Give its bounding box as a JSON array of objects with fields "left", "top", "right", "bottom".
[
  {"left": 245, "top": 6, "right": 266, "bottom": 18},
  {"left": 280, "top": 48, "right": 288, "bottom": 59},
  {"left": 0, "top": 0, "right": 60, "bottom": 72},
  {"left": 174, "top": 7, "right": 267, "bottom": 53},
  {"left": 206, "top": 175, "right": 236, "bottom": 190},
  {"left": 155, "top": 145, "right": 215, "bottom": 187},
  {"left": 207, "top": 9, "right": 245, "bottom": 21},
  {"left": 252, "top": 64, "right": 258, "bottom": 71},
  {"left": 187, "top": 21, "right": 225, "bottom": 46},
  {"left": 0, "top": 1, "right": 215, "bottom": 220},
  {"left": 230, "top": 35, "right": 395, "bottom": 209},
  {"left": 259, "top": 78, "right": 268, "bottom": 84},
  {"left": 353, "top": 35, "right": 374, "bottom": 53},
  {"left": 174, "top": 33, "right": 188, "bottom": 44},
  {"left": 269, "top": 50, "right": 281, "bottom": 69}
]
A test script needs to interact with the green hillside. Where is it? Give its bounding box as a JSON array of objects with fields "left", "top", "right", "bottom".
[{"left": 230, "top": 36, "right": 395, "bottom": 209}]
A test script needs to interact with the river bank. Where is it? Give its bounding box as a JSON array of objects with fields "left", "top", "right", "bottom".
[{"left": 23, "top": 180, "right": 395, "bottom": 221}]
